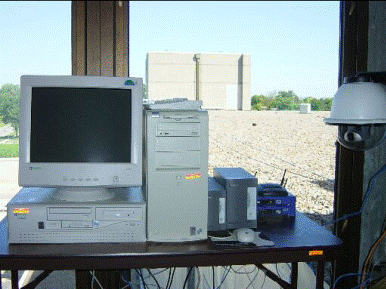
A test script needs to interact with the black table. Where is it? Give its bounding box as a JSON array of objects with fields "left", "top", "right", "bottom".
[{"left": 0, "top": 212, "right": 342, "bottom": 289}]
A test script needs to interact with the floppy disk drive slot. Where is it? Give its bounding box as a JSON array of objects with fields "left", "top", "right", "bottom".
[{"left": 48, "top": 207, "right": 92, "bottom": 221}]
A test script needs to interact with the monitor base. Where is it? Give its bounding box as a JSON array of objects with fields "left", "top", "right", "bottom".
[{"left": 52, "top": 187, "right": 115, "bottom": 202}]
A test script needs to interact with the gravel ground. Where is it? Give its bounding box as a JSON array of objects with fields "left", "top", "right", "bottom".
[{"left": 208, "top": 109, "right": 337, "bottom": 226}]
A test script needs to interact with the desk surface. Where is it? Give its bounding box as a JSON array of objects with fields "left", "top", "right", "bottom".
[{"left": 0, "top": 212, "right": 342, "bottom": 271}]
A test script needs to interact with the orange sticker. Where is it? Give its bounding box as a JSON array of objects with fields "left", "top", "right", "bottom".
[
  {"left": 309, "top": 250, "right": 324, "bottom": 256},
  {"left": 13, "top": 208, "right": 30, "bottom": 215},
  {"left": 185, "top": 173, "right": 202, "bottom": 180}
]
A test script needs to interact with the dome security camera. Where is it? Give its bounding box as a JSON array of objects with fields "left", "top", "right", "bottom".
[
  {"left": 338, "top": 124, "right": 386, "bottom": 151},
  {"left": 324, "top": 76, "right": 386, "bottom": 151}
]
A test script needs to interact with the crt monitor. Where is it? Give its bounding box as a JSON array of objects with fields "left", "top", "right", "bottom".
[{"left": 18, "top": 75, "right": 143, "bottom": 201}]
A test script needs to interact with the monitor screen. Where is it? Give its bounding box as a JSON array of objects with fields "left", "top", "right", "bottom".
[
  {"left": 18, "top": 75, "right": 143, "bottom": 198},
  {"left": 30, "top": 87, "right": 132, "bottom": 163}
]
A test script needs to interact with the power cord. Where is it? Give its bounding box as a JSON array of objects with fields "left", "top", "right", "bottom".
[
  {"left": 165, "top": 267, "right": 176, "bottom": 289},
  {"left": 360, "top": 227, "right": 386, "bottom": 289},
  {"left": 135, "top": 269, "right": 150, "bottom": 289},
  {"left": 146, "top": 268, "right": 161, "bottom": 289},
  {"left": 328, "top": 163, "right": 386, "bottom": 288},
  {"left": 323, "top": 163, "right": 386, "bottom": 228},
  {"left": 183, "top": 268, "right": 193, "bottom": 289},
  {"left": 216, "top": 267, "right": 231, "bottom": 289},
  {"left": 120, "top": 270, "right": 132, "bottom": 289},
  {"left": 332, "top": 273, "right": 370, "bottom": 289},
  {"left": 89, "top": 270, "right": 104, "bottom": 289},
  {"left": 245, "top": 266, "right": 260, "bottom": 289}
]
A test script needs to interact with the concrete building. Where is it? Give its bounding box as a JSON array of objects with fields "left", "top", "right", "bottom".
[{"left": 146, "top": 52, "right": 251, "bottom": 110}]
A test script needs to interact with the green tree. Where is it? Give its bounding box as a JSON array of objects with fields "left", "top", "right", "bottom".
[
  {"left": 304, "top": 97, "right": 333, "bottom": 111},
  {"left": 321, "top": 97, "right": 333, "bottom": 111},
  {"left": 251, "top": 94, "right": 273, "bottom": 110},
  {"left": 272, "top": 90, "right": 300, "bottom": 110},
  {"left": 0, "top": 84, "right": 20, "bottom": 136}
]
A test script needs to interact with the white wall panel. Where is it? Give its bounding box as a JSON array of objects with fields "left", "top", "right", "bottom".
[{"left": 147, "top": 52, "right": 251, "bottom": 110}]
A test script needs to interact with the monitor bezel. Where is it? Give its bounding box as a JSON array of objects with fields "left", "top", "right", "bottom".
[{"left": 18, "top": 75, "right": 143, "bottom": 188}]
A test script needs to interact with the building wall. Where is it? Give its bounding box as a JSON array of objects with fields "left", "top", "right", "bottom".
[{"left": 146, "top": 52, "right": 251, "bottom": 110}]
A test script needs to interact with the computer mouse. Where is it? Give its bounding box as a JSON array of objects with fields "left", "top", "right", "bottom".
[{"left": 235, "top": 228, "right": 255, "bottom": 243}]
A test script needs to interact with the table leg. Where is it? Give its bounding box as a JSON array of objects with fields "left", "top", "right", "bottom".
[
  {"left": 75, "top": 270, "right": 89, "bottom": 289},
  {"left": 316, "top": 261, "right": 325, "bottom": 289},
  {"left": 11, "top": 271, "right": 18, "bottom": 289},
  {"left": 291, "top": 262, "right": 298, "bottom": 287}
]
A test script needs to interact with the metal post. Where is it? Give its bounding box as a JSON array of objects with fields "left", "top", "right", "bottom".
[{"left": 195, "top": 54, "right": 201, "bottom": 101}]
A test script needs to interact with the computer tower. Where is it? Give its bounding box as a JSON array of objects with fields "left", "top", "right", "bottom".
[
  {"left": 213, "top": 167, "right": 258, "bottom": 229},
  {"left": 144, "top": 105, "right": 208, "bottom": 242}
]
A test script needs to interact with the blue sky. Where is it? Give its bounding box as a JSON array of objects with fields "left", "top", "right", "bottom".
[{"left": 1, "top": 1, "right": 340, "bottom": 99}]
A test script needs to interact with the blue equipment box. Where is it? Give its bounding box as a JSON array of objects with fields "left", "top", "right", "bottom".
[{"left": 256, "top": 183, "right": 296, "bottom": 217}]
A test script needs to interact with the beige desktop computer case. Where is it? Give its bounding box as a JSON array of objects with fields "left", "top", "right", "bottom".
[{"left": 144, "top": 108, "right": 208, "bottom": 242}]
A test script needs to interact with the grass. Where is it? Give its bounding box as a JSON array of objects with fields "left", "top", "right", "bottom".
[{"left": 0, "top": 144, "right": 19, "bottom": 158}]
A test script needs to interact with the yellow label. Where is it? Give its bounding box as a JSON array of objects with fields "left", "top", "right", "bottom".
[
  {"left": 13, "top": 208, "right": 30, "bottom": 215},
  {"left": 309, "top": 250, "right": 323, "bottom": 256},
  {"left": 185, "top": 173, "right": 202, "bottom": 180}
]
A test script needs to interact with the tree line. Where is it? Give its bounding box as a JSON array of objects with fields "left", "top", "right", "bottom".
[
  {"left": 251, "top": 90, "right": 333, "bottom": 111},
  {"left": 0, "top": 84, "right": 333, "bottom": 137},
  {"left": 0, "top": 83, "right": 20, "bottom": 136}
]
